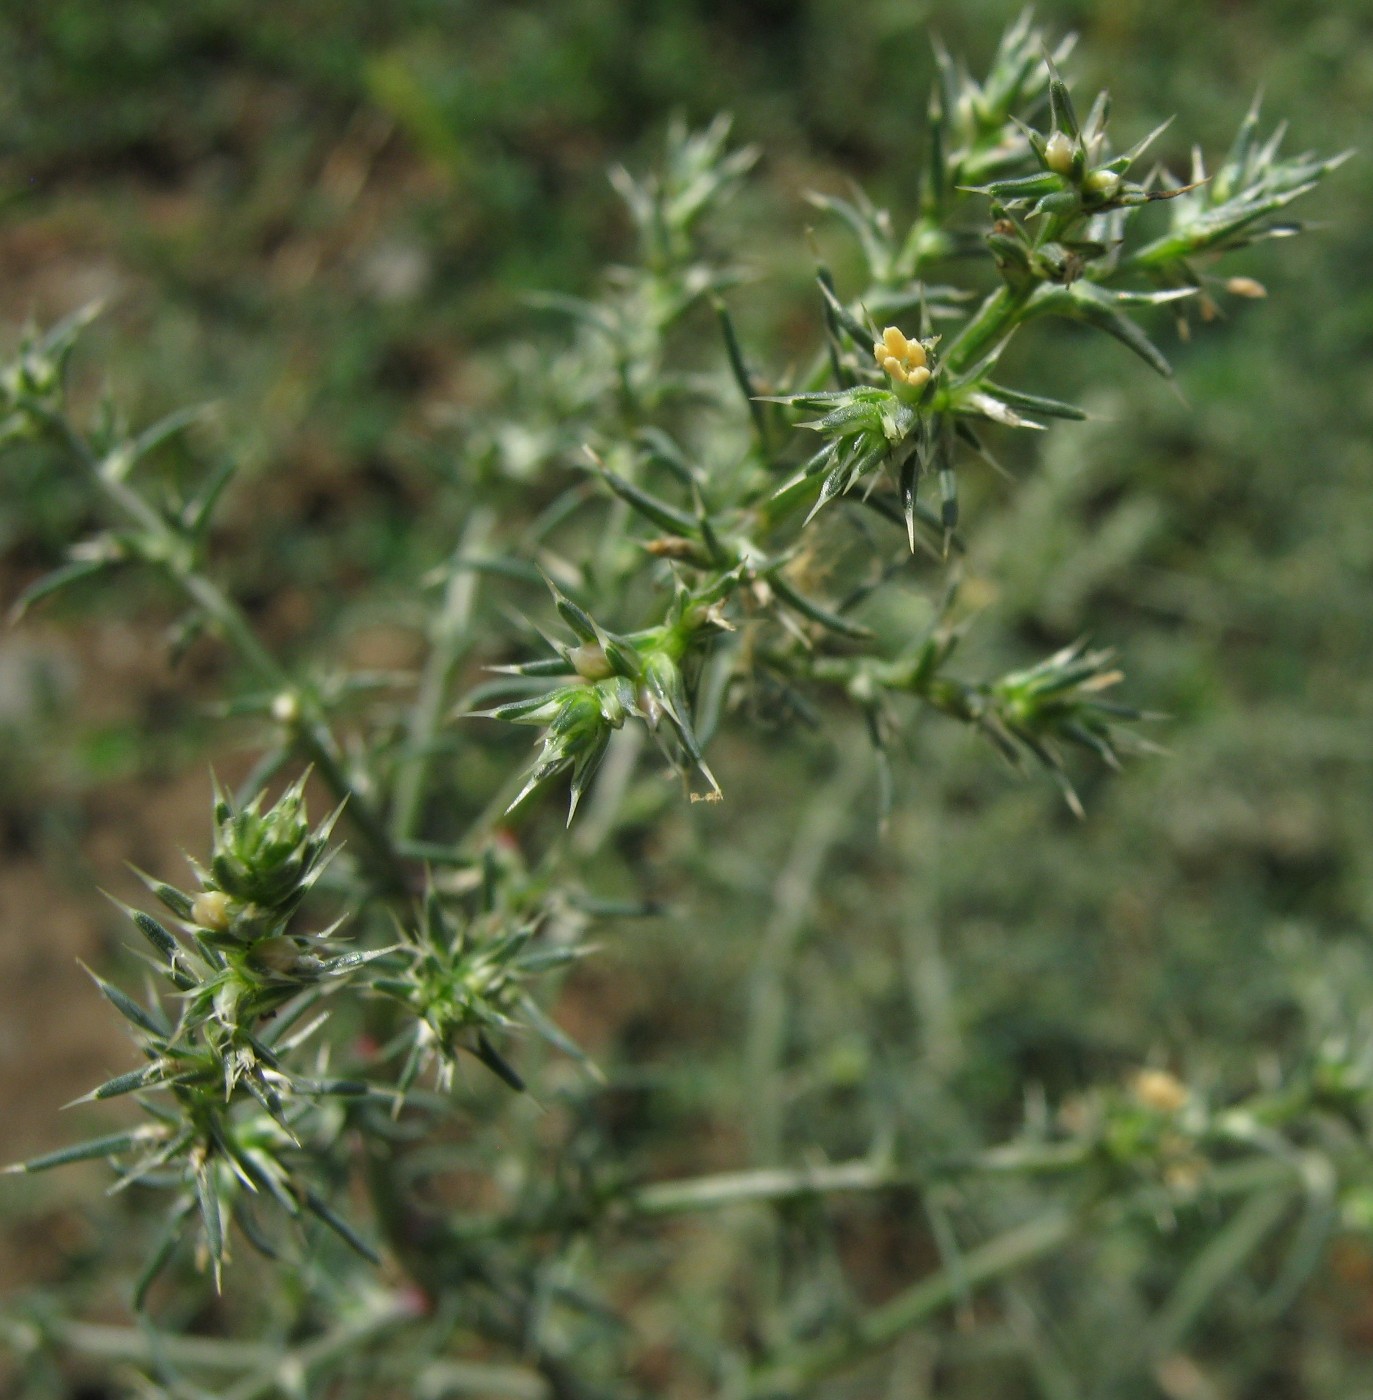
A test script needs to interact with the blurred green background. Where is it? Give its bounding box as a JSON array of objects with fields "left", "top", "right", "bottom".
[{"left": 1, "top": 1, "right": 1371, "bottom": 1396}]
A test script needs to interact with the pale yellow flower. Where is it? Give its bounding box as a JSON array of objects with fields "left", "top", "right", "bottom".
[
  {"left": 1131, "top": 1067, "right": 1189, "bottom": 1114},
  {"left": 872, "top": 326, "right": 931, "bottom": 389}
]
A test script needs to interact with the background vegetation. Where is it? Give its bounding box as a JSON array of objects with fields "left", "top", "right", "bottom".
[{"left": 0, "top": 1, "right": 1369, "bottom": 1396}]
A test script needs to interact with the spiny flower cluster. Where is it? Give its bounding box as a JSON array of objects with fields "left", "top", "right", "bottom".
[
  {"left": 475, "top": 574, "right": 723, "bottom": 821},
  {"left": 980, "top": 642, "right": 1147, "bottom": 816},
  {"left": 969, "top": 53, "right": 1180, "bottom": 222},
  {"left": 1131, "top": 95, "right": 1351, "bottom": 282},
  {"left": 0, "top": 305, "right": 95, "bottom": 446},
  {"left": 5, "top": 781, "right": 389, "bottom": 1288},
  {"left": 5, "top": 779, "right": 602, "bottom": 1295},
  {"left": 373, "top": 886, "right": 593, "bottom": 1099},
  {"left": 815, "top": 621, "right": 1151, "bottom": 819}
]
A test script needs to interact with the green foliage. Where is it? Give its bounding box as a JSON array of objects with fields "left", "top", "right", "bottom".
[{"left": 1, "top": 8, "right": 1368, "bottom": 1400}]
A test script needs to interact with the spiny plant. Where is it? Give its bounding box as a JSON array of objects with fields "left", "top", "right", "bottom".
[{"left": 1, "top": 16, "right": 1357, "bottom": 1399}]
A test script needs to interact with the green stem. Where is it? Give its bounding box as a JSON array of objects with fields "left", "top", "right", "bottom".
[
  {"left": 746, "top": 1210, "right": 1078, "bottom": 1396},
  {"left": 175, "top": 567, "right": 295, "bottom": 691},
  {"left": 742, "top": 1152, "right": 1304, "bottom": 1396},
  {"left": 630, "top": 1159, "right": 914, "bottom": 1217},
  {"left": 391, "top": 507, "right": 495, "bottom": 842},
  {"left": 943, "top": 283, "right": 1033, "bottom": 376},
  {"left": 48, "top": 1297, "right": 410, "bottom": 1394},
  {"left": 441, "top": 1141, "right": 1094, "bottom": 1246},
  {"left": 744, "top": 750, "right": 873, "bottom": 1168},
  {"left": 756, "top": 472, "right": 823, "bottom": 535},
  {"left": 39, "top": 1306, "right": 548, "bottom": 1400},
  {"left": 639, "top": 1144, "right": 1092, "bottom": 1218}
]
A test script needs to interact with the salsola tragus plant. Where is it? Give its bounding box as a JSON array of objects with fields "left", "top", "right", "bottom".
[{"left": 1, "top": 16, "right": 1355, "bottom": 1398}]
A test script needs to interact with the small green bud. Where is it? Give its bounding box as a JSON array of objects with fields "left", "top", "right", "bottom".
[
  {"left": 208, "top": 780, "right": 332, "bottom": 912},
  {"left": 271, "top": 691, "right": 302, "bottom": 725},
  {"left": 569, "top": 643, "right": 613, "bottom": 681},
  {"left": 1085, "top": 168, "right": 1121, "bottom": 198},
  {"left": 1044, "top": 131, "right": 1076, "bottom": 176},
  {"left": 192, "top": 890, "right": 233, "bottom": 932},
  {"left": 250, "top": 936, "right": 303, "bottom": 976}
]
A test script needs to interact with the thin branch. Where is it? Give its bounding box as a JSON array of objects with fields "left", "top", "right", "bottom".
[{"left": 392, "top": 507, "right": 495, "bottom": 841}]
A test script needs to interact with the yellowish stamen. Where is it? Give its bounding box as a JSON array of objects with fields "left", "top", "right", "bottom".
[{"left": 873, "top": 325, "right": 931, "bottom": 388}]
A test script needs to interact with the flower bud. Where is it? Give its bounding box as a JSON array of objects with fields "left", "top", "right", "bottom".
[
  {"left": 1132, "top": 1068, "right": 1188, "bottom": 1114},
  {"left": 1044, "top": 131, "right": 1076, "bottom": 175},
  {"left": 192, "top": 890, "right": 233, "bottom": 932},
  {"left": 250, "top": 936, "right": 303, "bottom": 976},
  {"left": 271, "top": 691, "right": 301, "bottom": 725},
  {"left": 1084, "top": 168, "right": 1121, "bottom": 198},
  {"left": 1224, "top": 276, "right": 1267, "bottom": 299},
  {"left": 209, "top": 779, "right": 332, "bottom": 912},
  {"left": 569, "top": 642, "right": 613, "bottom": 681}
]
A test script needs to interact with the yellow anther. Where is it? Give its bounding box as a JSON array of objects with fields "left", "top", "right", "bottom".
[{"left": 874, "top": 326, "right": 930, "bottom": 388}]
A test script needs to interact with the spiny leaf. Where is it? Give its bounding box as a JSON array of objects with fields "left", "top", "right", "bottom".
[
  {"left": 541, "top": 571, "right": 599, "bottom": 644},
  {"left": 769, "top": 573, "right": 873, "bottom": 640},
  {"left": 899, "top": 444, "right": 921, "bottom": 554},
  {"left": 714, "top": 297, "right": 769, "bottom": 443},
  {"left": 127, "top": 403, "right": 215, "bottom": 466},
  {"left": 185, "top": 456, "right": 238, "bottom": 540},
  {"left": 970, "top": 171, "right": 1064, "bottom": 202},
  {"left": 83, "top": 962, "right": 169, "bottom": 1039},
  {"left": 474, "top": 1031, "right": 526, "bottom": 1092},
  {"left": 69, "top": 1064, "right": 162, "bottom": 1105},
  {"left": 1036, "top": 281, "right": 1177, "bottom": 377},
  {"left": 6, "top": 1128, "right": 156, "bottom": 1174},
  {"left": 520, "top": 994, "right": 604, "bottom": 1082},
  {"left": 1109, "top": 116, "right": 1175, "bottom": 174},
  {"left": 8, "top": 555, "right": 120, "bottom": 622},
  {"left": 636, "top": 426, "right": 700, "bottom": 487},
  {"left": 567, "top": 725, "right": 611, "bottom": 825},
  {"left": 37, "top": 299, "right": 104, "bottom": 360},
  {"left": 981, "top": 382, "right": 1087, "bottom": 420},
  {"left": 233, "top": 1200, "right": 284, "bottom": 1263},
  {"left": 302, "top": 1189, "right": 381, "bottom": 1263},
  {"left": 127, "top": 870, "right": 196, "bottom": 924},
  {"left": 814, "top": 270, "right": 873, "bottom": 346},
  {"left": 962, "top": 390, "right": 1047, "bottom": 430},
  {"left": 596, "top": 464, "right": 700, "bottom": 536},
  {"left": 1044, "top": 49, "right": 1079, "bottom": 139},
  {"left": 133, "top": 1200, "right": 195, "bottom": 1310},
  {"left": 194, "top": 1157, "right": 225, "bottom": 1286}
]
